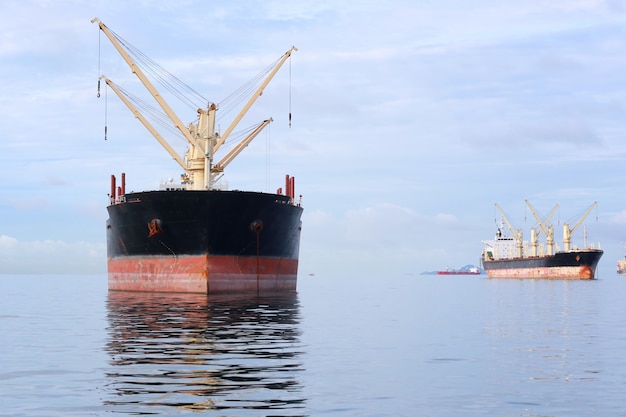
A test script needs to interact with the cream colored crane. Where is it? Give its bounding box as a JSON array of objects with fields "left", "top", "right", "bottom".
[
  {"left": 92, "top": 18, "right": 296, "bottom": 190},
  {"left": 102, "top": 79, "right": 188, "bottom": 171},
  {"left": 563, "top": 202, "right": 598, "bottom": 251},
  {"left": 525, "top": 200, "right": 558, "bottom": 256},
  {"left": 494, "top": 203, "right": 523, "bottom": 258}
]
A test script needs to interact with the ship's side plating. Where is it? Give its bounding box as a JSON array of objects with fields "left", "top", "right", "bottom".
[
  {"left": 107, "top": 190, "right": 303, "bottom": 293},
  {"left": 482, "top": 250, "right": 603, "bottom": 279}
]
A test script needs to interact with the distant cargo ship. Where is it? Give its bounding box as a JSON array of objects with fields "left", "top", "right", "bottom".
[
  {"left": 618, "top": 249, "right": 626, "bottom": 276},
  {"left": 436, "top": 266, "right": 481, "bottom": 275},
  {"left": 481, "top": 201, "right": 603, "bottom": 280}
]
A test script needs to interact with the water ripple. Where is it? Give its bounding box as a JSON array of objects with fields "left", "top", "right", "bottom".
[{"left": 104, "top": 291, "right": 306, "bottom": 415}]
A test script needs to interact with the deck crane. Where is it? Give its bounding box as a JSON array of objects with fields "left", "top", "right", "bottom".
[
  {"left": 494, "top": 203, "right": 523, "bottom": 258},
  {"left": 563, "top": 202, "right": 598, "bottom": 252},
  {"left": 92, "top": 18, "right": 297, "bottom": 190},
  {"left": 525, "top": 200, "right": 559, "bottom": 256}
]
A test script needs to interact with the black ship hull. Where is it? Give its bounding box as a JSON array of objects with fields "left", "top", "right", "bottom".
[
  {"left": 106, "top": 190, "right": 303, "bottom": 293},
  {"left": 482, "top": 249, "right": 603, "bottom": 279}
]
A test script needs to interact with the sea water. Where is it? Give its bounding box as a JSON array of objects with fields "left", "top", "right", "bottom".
[{"left": 1, "top": 272, "right": 626, "bottom": 416}]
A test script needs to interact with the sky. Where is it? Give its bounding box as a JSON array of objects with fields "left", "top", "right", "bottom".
[{"left": 2, "top": 0, "right": 626, "bottom": 277}]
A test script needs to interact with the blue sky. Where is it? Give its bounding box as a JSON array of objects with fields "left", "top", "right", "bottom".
[{"left": 1, "top": 0, "right": 626, "bottom": 277}]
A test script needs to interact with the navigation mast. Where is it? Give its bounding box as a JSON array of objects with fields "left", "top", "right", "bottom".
[{"left": 494, "top": 203, "right": 523, "bottom": 258}]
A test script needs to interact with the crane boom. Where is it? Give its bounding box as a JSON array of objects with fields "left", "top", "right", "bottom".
[
  {"left": 92, "top": 17, "right": 296, "bottom": 190},
  {"left": 495, "top": 203, "right": 523, "bottom": 257},
  {"left": 525, "top": 200, "right": 558, "bottom": 237},
  {"left": 563, "top": 202, "right": 598, "bottom": 251},
  {"left": 569, "top": 202, "right": 597, "bottom": 235},
  {"left": 525, "top": 200, "right": 558, "bottom": 256},
  {"left": 212, "top": 119, "right": 273, "bottom": 175},
  {"left": 213, "top": 46, "right": 297, "bottom": 154},
  {"left": 102, "top": 77, "right": 187, "bottom": 171},
  {"left": 91, "top": 18, "right": 204, "bottom": 152},
  {"left": 494, "top": 203, "right": 517, "bottom": 238}
]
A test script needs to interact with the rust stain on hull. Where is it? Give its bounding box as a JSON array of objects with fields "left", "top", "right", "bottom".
[
  {"left": 485, "top": 266, "right": 595, "bottom": 280},
  {"left": 108, "top": 255, "right": 298, "bottom": 293}
]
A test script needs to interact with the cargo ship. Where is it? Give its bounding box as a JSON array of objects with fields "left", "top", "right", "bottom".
[
  {"left": 93, "top": 19, "right": 303, "bottom": 293},
  {"left": 436, "top": 266, "right": 481, "bottom": 275},
  {"left": 618, "top": 247, "right": 626, "bottom": 276},
  {"left": 481, "top": 201, "right": 603, "bottom": 279}
]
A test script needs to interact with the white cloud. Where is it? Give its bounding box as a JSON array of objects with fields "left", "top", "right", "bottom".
[
  {"left": 0, "top": 235, "right": 18, "bottom": 249},
  {"left": 299, "top": 204, "right": 467, "bottom": 276}
]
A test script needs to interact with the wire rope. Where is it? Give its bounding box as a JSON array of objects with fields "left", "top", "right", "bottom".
[{"left": 107, "top": 27, "right": 208, "bottom": 110}]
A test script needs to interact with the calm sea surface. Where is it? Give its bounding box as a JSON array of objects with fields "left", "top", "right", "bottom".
[{"left": 1, "top": 272, "right": 626, "bottom": 416}]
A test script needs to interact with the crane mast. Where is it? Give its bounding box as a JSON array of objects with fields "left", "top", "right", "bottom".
[
  {"left": 92, "top": 18, "right": 296, "bottom": 190},
  {"left": 563, "top": 202, "right": 597, "bottom": 251},
  {"left": 525, "top": 200, "right": 558, "bottom": 256}
]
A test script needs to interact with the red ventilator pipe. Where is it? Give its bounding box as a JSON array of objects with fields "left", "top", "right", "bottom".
[{"left": 110, "top": 174, "right": 116, "bottom": 203}]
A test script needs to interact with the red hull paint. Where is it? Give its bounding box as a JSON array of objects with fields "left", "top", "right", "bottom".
[
  {"left": 485, "top": 266, "right": 595, "bottom": 280},
  {"left": 108, "top": 255, "right": 298, "bottom": 293}
]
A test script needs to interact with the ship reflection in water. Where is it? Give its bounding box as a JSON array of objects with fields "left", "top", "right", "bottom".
[{"left": 104, "top": 291, "right": 305, "bottom": 415}]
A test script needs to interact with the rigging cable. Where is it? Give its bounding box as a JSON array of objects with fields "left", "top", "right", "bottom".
[
  {"left": 104, "top": 82, "right": 108, "bottom": 140},
  {"left": 116, "top": 82, "right": 184, "bottom": 139},
  {"left": 289, "top": 52, "right": 292, "bottom": 128},
  {"left": 96, "top": 27, "right": 107, "bottom": 140},
  {"left": 97, "top": 28, "right": 101, "bottom": 98},
  {"left": 218, "top": 60, "right": 275, "bottom": 118},
  {"left": 108, "top": 27, "right": 207, "bottom": 110},
  {"left": 266, "top": 122, "right": 271, "bottom": 192}
]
